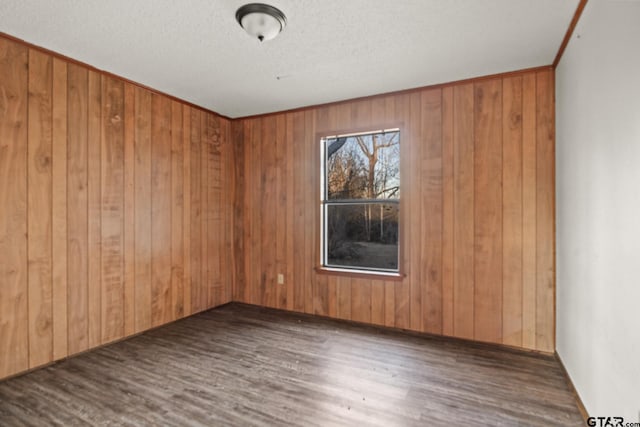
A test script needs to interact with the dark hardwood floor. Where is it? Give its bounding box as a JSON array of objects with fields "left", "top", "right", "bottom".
[{"left": 0, "top": 303, "right": 583, "bottom": 426}]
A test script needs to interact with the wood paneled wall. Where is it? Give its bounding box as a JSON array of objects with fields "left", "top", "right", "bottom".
[
  {"left": 235, "top": 68, "right": 555, "bottom": 352},
  {"left": 0, "top": 36, "right": 237, "bottom": 379}
]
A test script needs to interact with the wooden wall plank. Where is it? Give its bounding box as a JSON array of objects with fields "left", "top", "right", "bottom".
[
  {"left": 199, "top": 112, "right": 209, "bottom": 308},
  {"left": 206, "top": 113, "right": 222, "bottom": 307},
  {"left": 241, "top": 119, "right": 253, "bottom": 305},
  {"left": 336, "top": 276, "right": 351, "bottom": 321},
  {"left": 275, "top": 113, "right": 287, "bottom": 309},
  {"left": 303, "top": 110, "right": 315, "bottom": 315},
  {"left": 351, "top": 279, "right": 371, "bottom": 324},
  {"left": 222, "top": 120, "right": 232, "bottom": 304},
  {"left": 522, "top": 74, "right": 537, "bottom": 350},
  {"left": 292, "top": 113, "right": 306, "bottom": 312},
  {"left": 231, "top": 120, "right": 244, "bottom": 304},
  {"left": 384, "top": 280, "right": 395, "bottom": 328},
  {"left": 188, "top": 109, "right": 202, "bottom": 312},
  {"left": 408, "top": 93, "right": 423, "bottom": 332},
  {"left": 134, "top": 87, "right": 152, "bottom": 332},
  {"left": 52, "top": 58, "right": 68, "bottom": 360},
  {"left": 200, "top": 114, "right": 209, "bottom": 307},
  {"left": 285, "top": 113, "right": 295, "bottom": 311},
  {"left": 224, "top": 120, "right": 235, "bottom": 303},
  {"left": 27, "top": 49, "right": 54, "bottom": 368},
  {"left": 0, "top": 38, "right": 29, "bottom": 378},
  {"left": 211, "top": 113, "right": 223, "bottom": 305},
  {"left": 123, "top": 83, "right": 135, "bottom": 336},
  {"left": 421, "top": 88, "right": 443, "bottom": 335},
  {"left": 536, "top": 70, "right": 555, "bottom": 352},
  {"left": 87, "top": 70, "right": 102, "bottom": 348},
  {"left": 502, "top": 76, "right": 524, "bottom": 347},
  {"left": 441, "top": 86, "right": 455, "bottom": 336},
  {"left": 67, "top": 64, "right": 89, "bottom": 355},
  {"left": 171, "top": 101, "right": 184, "bottom": 318},
  {"left": 259, "top": 117, "right": 274, "bottom": 307},
  {"left": 151, "top": 94, "right": 172, "bottom": 326},
  {"left": 452, "top": 84, "right": 475, "bottom": 340},
  {"left": 248, "top": 117, "right": 258, "bottom": 306},
  {"left": 312, "top": 108, "right": 329, "bottom": 316},
  {"left": 182, "top": 107, "right": 192, "bottom": 316},
  {"left": 100, "top": 75, "right": 125, "bottom": 344},
  {"left": 473, "top": 79, "right": 503, "bottom": 344},
  {"left": 251, "top": 118, "right": 263, "bottom": 307},
  {"left": 370, "top": 281, "right": 385, "bottom": 326}
]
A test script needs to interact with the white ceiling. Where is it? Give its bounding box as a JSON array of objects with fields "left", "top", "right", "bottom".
[{"left": 0, "top": 0, "right": 579, "bottom": 118}]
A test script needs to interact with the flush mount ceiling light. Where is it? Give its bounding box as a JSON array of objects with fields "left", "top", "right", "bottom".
[{"left": 236, "top": 3, "right": 287, "bottom": 42}]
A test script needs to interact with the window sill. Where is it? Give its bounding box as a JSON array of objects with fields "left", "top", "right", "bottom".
[{"left": 315, "top": 266, "right": 405, "bottom": 282}]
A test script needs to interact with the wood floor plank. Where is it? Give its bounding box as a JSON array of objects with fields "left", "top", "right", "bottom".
[{"left": 0, "top": 304, "right": 583, "bottom": 427}]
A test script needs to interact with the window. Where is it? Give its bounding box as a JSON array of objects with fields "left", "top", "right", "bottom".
[{"left": 320, "top": 129, "right": 400, "bottom": 273}]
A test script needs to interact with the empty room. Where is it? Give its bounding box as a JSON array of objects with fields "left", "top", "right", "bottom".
[{"left": 0, "top": 0, "right": 638, "bottom": 425}]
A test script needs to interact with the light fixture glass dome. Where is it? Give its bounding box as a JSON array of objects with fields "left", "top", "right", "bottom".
[{"left": 236, "top": 3, "right": 287, "bottom": 42}]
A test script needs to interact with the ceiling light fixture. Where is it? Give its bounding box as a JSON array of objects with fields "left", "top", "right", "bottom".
[{"left": 235, "top": 3, "right": 287, "bottom": 42}]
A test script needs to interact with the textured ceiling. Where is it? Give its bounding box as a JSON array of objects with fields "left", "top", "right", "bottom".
[{"left": 0, "top": 0, "right": 578, "bottom": 118}]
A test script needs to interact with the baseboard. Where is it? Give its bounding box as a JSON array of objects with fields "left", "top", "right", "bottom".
[
  {"left": 230, "top": 301, "right": 556, "bottom": 358},
  {"left": 555, "top": 351, "right": 590, "bottom": 422},
  {"left": 0, "top": 301, "right": 233, "bottom": 383}
]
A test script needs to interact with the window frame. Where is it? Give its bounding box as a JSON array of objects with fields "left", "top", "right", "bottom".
[{"left": 317, "top": 126, "right": 404, "bottom": 280}]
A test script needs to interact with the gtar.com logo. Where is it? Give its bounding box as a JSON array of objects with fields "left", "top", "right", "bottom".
[{"left": 587, "top": 417, "right": 624, "bottom": 427}]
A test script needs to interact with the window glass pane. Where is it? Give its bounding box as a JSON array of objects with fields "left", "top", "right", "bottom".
[
  {"left": 326, "top": 203, "right": 399, "bottom": 271},
  {"left": 326, "top": 131, "right": 400, "bottom": 200}
]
